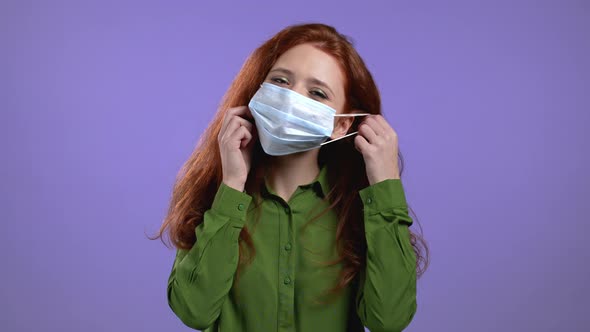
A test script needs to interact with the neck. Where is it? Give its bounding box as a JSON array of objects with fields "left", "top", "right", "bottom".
[{"left": 266, "top": 149, "right": 320, "bottom": 202}]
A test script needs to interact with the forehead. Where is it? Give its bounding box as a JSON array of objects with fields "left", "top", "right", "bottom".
[{"left": 272, "top": 44, "right": 345, "bottom": 90}]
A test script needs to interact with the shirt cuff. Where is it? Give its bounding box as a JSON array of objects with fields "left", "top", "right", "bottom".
[
  {"left": 211, "top": 182, "right": 253, "bottom": 223},
  {"left": 359, "top": 179, "right": 408, "bottom": 214}
]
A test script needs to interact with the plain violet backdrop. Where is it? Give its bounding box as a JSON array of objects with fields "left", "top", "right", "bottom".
[{"left": 1, "top": 0, "right": 589, "bottom": 331}]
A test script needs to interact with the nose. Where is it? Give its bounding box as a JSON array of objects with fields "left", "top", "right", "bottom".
[{"left": 289, "top": 83, "right": 307, "bottom": 97}]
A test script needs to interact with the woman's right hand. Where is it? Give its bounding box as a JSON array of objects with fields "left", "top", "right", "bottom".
[{"left": 217, "top": 106, "right": 257, "bottom": 192}]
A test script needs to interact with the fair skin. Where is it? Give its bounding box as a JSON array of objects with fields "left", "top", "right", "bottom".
[{"left": 218, "top": 43, "right": 400, "bottom": 201}]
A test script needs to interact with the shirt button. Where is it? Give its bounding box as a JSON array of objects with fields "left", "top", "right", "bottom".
[
  {"left": 284, "top": 276, "right": 291, "bottom": 285},
  {"left": 366, "top": 197, "right": 373, "bottom": 204},
  {"left": 238, "top": 203, "right": 245, "bottom": 211},
  {"left": 284, "top": 243, "right": 292, "bottom": 251}
]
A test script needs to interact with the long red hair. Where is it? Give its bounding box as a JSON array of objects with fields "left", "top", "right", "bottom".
[{"left": 151, "top": 23, "right": 429, "bottom": 299}]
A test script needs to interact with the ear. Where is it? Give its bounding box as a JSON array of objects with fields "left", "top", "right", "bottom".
[{"left": 330, "top": 111, "right": 356, "bottom": 139}]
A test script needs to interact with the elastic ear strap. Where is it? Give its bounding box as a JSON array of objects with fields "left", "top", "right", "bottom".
[
  {"left": 320, "top": 131, "right": 359, "bottom": 146},
  {"left": 333, "top": 113, "right": 371, "bottom": 117},
  {"left": 321, "top": 113, "right": 368, "bottom": 145}
]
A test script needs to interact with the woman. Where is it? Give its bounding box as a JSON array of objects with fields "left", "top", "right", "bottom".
[{"left": 153, "top": 23, "right": 429, "bottom": 332}]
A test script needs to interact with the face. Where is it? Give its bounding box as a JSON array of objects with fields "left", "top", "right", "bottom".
[{"left": 263, "top": 43, "right": 352, "bottom": 138}]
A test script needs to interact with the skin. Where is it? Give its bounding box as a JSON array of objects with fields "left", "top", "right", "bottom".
[{"left": 218, "top": 43, "right": 400, "bottom": 201}]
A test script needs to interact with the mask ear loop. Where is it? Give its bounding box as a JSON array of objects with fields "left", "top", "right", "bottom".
[
  {"left": 320, "top": 113, "right": 371, "bottom": 146},
  {"left": 332, "top": 113, "right": 371, "bottom": 117}
]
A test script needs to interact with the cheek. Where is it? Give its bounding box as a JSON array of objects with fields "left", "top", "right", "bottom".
[{"left": 330, "top": 100, "right": 347, "bottom": 116}]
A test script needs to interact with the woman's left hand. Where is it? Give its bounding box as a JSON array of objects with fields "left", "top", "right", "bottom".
[{"left": 354, "top": 114, "right": 401, "bottom": 185}]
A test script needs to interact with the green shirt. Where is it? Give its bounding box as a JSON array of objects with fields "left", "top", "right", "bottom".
[{"left": 167, "top": 165, "right": 417, "bottom": 332}]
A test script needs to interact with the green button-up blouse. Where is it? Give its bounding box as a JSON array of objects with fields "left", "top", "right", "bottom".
[{"left": 167, "top": 164, "right": 417, "bottom": 332}]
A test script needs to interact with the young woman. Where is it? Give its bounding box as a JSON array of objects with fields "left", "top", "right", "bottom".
[{"left": 153, "top": 23, "right": 429, "bottom": 332}]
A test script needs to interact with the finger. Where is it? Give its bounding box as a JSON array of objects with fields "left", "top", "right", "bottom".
[
  {"left": 224, "top": 116, "right": 254, "bottom": 142},
  {"left": 222, "top": 118, "right": 250, "bottom": 144},
  {"left": 220, "top": 106, "right": 252, "bottom": 138},
  {"left": 364, "top": 116, "right": 385, "bottom": 136},
  {"left": 220, "top": 106, "right": 247, "bottom": 137},
  {"left": 358, "top": 122, "right": 378, "bottom": 144},
  {"left": 240, "top": 127, "right": 254, "bottom": 149},
  {"left": 221, "top": 114, "right": 253, "bottom": 140},
  {"left": 374, "top": 114, "right": 394, "bottom": 135},
  {"left": 354, "top": 134, "right": 370, "bottom": 154},
  {"left": 228, "top": 125, "right": 253, "bottom": 149},
  {"left": 236, "top": 118, "right": 254, "bottom": 132},
  {"left": 230, "top": 105, "right": 253, "bottom": 121}
]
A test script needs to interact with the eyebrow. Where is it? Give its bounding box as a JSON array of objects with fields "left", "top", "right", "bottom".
[{"left": 268, "top": 67, "right": 335, "bottom": 97}]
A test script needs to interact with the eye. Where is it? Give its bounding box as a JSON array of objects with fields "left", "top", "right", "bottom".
[
  {"left": 310, "top": 89, "right": 328, "bottom": 100},
  {"left": 271, "top": 77, "right": 289, "bottom": 85}
]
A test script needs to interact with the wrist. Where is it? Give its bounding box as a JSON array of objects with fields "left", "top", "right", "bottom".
[
  {"left": 222, "top": 179, "right": 246, "bottom": 192},
  {"left": 368, "top": 171, "right": 400, "bottom": 185}
]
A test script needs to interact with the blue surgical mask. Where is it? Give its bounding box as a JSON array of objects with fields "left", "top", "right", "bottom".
[{"left": 248, "top": 82, "right": 369, "bottom": 156}]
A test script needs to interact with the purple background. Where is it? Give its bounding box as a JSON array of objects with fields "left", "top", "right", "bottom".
[{"left": 2, "top": 1, "right": 589, "bottom": 331}]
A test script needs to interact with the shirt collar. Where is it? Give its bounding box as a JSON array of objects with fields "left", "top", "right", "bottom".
[
  {"left": 315, "top": 163, "right": 330, "bottom": 197},
  {"left": 261, "top": 163, "right": 330, "bottom": 198}
]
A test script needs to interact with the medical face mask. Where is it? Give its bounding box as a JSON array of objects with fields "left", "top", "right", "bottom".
[{"left": 248, "top": 82, "right": 369, "bottom": 156}]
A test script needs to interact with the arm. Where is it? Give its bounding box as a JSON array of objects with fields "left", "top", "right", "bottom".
[
  {"left": 355, "top": 179, "right": 417, "bottom": 332},
  {"left": 167, "top": 183, "right": 252, "bottom": 330}
]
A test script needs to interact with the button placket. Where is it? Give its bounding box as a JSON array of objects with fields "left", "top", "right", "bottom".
[{"left": 277, "top": 201, "right": 295, "bottom": 330}]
